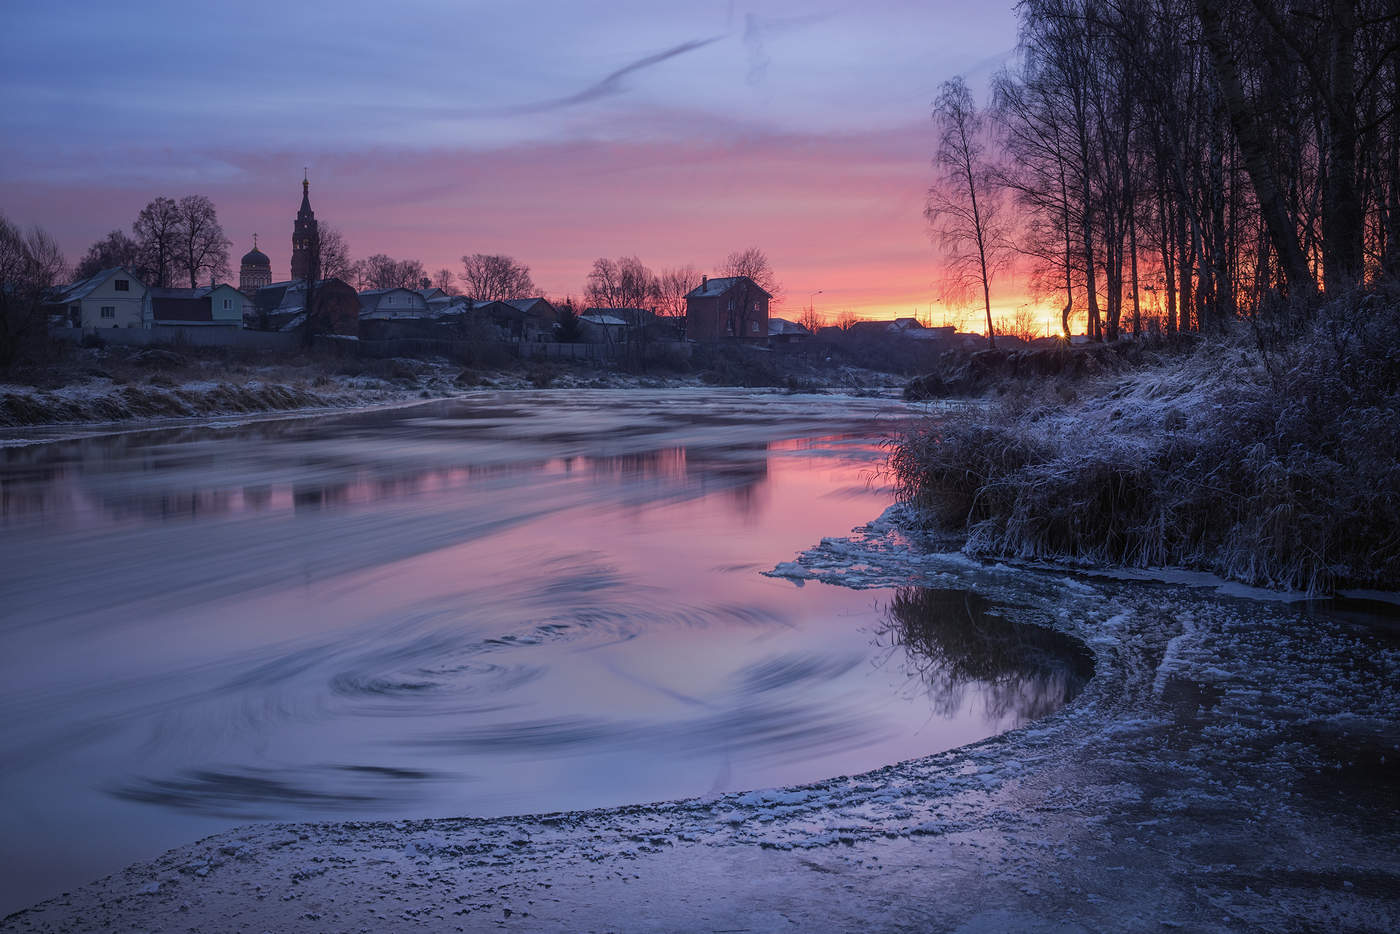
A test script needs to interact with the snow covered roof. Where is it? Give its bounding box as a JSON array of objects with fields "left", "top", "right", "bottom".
[
  {"left": 580, "top": 313, "right": 628, "bottom": 326},
  {"left": 49, "top": 267, "right": 139, "bottom": 304},
  {"left": 767, "top": 317, "right": 809, "bottom": 336},
  {"left": 684, "top": 276, "right": 771, "bottom": 299},
  {"left": 504, "top": 298, "right": 556, "bottom": 316}
]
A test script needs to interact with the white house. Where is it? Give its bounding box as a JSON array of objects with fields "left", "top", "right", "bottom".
[
  {"left": 47, "top": 268, "right": 150, "bottom": 330},
  {"left": 147, "top": 284, "right": 246, "bottom": 327},
  {"left": 359, "top": 288, "right": 430, "bottom": 320}
]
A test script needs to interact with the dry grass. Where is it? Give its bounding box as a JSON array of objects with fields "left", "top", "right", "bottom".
[{"left": 890, "top": 297, "right": 1400, "bottom": 593}]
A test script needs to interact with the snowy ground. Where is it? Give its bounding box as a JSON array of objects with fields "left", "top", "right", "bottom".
[{"left": 4, "top": 504, "right": 1396, "bottom": 932}]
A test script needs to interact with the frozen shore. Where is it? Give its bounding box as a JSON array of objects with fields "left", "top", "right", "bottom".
[{"left": 5, "top": 506, "right": 1397, "bottom": 933}]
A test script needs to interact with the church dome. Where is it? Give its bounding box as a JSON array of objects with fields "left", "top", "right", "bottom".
[{"left": 241, "top": 246, "right": 270, "bottom": 267}]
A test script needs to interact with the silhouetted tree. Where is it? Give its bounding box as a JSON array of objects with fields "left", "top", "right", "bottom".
[
  {"left": 0, "top": 214, "right": 65, "bottom": 364},
  {"left": 75, "top": 230, "right": 141, "bottom": 280},
  {"left": 174, "top": 195, "right": 230, "bottom": 288},
  {"left": 584, "top": 256, "right": 657, "bottom": 309},
  {"left": 317, "top": 226, "right": 354, "bottom": 281},
  {"left": 655, "top": 264, "right": 698, "bottom": 322},
  {"left": 355, "top": 254, "right": 427, "bottom": 290},
  {"left": 132, "top": 196, "right": 181, "bottom": 288},
  {"left": 459, "top": 253, "right": 534, "bottom": 300},
  {"left": 927, "top": 77, "right": 1010, "bottom": 349},
  {"left": 719, "top": 247, "right": 781, "bottom": 305},
  {"left": 432, "top": 268, "right": 459, "bottom": 295}
]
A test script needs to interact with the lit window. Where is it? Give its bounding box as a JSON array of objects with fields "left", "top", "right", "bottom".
[
  {"left": 100, "top": 306, "right": 116, "bottom": 318},
  {"left": 114, "top": 279, "right": 129, "bottom": 291}
]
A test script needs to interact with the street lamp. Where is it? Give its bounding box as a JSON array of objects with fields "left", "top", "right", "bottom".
[{"left": 808, "top": 290, "right": 823, "bottom": 328}]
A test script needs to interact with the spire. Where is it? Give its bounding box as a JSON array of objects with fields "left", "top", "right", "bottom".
[
  {"left": 252, "top": 233, "right": 258, "bottom": 250},
  {"left": 300, "top": 168, "right": 312, "bottom": 215}
]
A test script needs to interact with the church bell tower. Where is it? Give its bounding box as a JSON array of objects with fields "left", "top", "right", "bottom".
[{"left": 291, "top": 170, "right": 318, "bottom": 282}]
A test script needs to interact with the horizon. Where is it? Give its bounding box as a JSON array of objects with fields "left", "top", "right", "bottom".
[{"left": 0, "top": 0, "right": 1033, "bottom": 328}]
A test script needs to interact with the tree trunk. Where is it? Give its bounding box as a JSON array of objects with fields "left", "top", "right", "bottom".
[{"left": 1194, "top": 0, "right": 1316, "bottom": 298}]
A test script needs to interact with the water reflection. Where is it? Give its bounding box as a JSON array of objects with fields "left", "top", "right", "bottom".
[
  {"left": 0, "top": 391, "right": 1092, "bottom": 915},
  {"left": 879, "top": 587, "right": 1093, "bottom": 724}
]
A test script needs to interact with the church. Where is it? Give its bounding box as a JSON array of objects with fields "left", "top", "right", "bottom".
[{"left": 238, "top": 175, "right": 358, "bottom": 337}]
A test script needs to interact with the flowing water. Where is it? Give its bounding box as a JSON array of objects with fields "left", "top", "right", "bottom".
[{"left": 0, "top": 389, "right": 1090, "bottom": 914}]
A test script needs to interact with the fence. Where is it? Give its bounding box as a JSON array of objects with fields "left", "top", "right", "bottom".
[
  {"left": 51, "top": 327, "right": 692, "bottom": 363},
  {"left": 51, "top": 326, "right": 300, "bottom": 352}
]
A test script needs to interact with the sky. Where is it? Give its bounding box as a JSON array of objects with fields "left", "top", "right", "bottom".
[{"left": 0, "top": 0, "right": 1026, "bottom": 325}]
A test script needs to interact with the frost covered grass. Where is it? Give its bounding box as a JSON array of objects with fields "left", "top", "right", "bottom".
[{"left": 891, "top": 297, "right": 1400, "bottom": 593}]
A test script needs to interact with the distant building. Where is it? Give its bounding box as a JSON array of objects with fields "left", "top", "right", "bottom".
[
  {"left": 685, "top": 275, "right": 770, "bottom": 341},
  {"left": 148, "top": 284, "right": 245, "bottom": 327},
  {"left": 290, "top": 173, "right": 318, "bottom": 281},
  {"left": 45, "top": 267, "right": 149, "bottom": 330},
  {"left": 578, "top": 311, "right": 630, "bottom": 344},
  {"left": 252, "top": 278, "right": 358, "bottom": 336},
  {"left": 767, "top": 317, "right": 809, "bottom": 344},
  {"left": 359, "top": 287, "right": 431, "bottom": 320},
  {"left": 239, "top": 235, "right": 272, "bottom": 295}
]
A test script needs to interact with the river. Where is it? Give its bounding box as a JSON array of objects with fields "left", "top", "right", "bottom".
[{"left": 0, "top": 389, "right": 1089, "bottom": 915}]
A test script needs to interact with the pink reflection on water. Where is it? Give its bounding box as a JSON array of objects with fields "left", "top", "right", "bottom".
[{"left": 0, "top": 391, "right": 1084, "bottom": 915}]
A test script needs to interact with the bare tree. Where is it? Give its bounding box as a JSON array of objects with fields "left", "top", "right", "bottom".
[
  {"left": 132, "top": 196, "right": 181, "bottom": 288},
  {"left": 356, "top": 254, "right": 428, "bottom": 290},
  {"left": 459, "top": 253, "right": 535, "bottom": 300},
  {"left": 797, "top": 303, "right": 822, "bottom": 333},
  {"left": 317, "top": 226, "right": 354, "bottom": 281},
  {"left": 655, "top": 264, "right": 699, "bottom": 321},
  {"left": 174, "top": 195, "right": 230, "bottom": 288},
  {"left": 432, "top": 268, "right": 459, "bottom": 295},
  {"left": 927, "top": 76, "right": 1011, "bottom": 350},
  {"left": 75, "top": 230, "right": 141, "bottom": 280},
  {"left": 0, "top": 214, "right": 65, "bottom": 364},
  {"left": 584, "top": 256, "right": 657, "bottom": 309},
  {"left": 720, "top": 247, "right": 781, "bottom": 305}
]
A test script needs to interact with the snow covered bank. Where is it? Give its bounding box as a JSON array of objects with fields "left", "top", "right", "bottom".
[
  {"left": 6, "top": 510, "right": 1397, "bottom": 932},
  {"left": 892, "top": 305, "right": 1400, "bottom": 593}
]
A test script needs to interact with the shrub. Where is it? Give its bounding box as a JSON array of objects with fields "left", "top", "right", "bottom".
[{"left": 891, "top": 300, "right": 1400, "bottom": 593}]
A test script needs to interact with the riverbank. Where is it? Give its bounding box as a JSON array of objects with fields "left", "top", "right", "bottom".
[
  {"left": 4, "top": 505, "right": 1396, "bottom": 932},
  {"left": 0, "top": 344, "right": 907, "bottom": 429},
  {"left": 892, "top": 304, "right": 1400, "bottom": 594}
]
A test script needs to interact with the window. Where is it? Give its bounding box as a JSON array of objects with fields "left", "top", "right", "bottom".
[
  {"left": 223, "top": 299, "right": 232, "bottom": 310},
  {"left": 100, "top": 306, "right": 116, "bottom": 319},
  {"left": 114, "top": 279, "right": 129, "bottom": 291},
  {"left": 751, "top": 321, "right": 760, "bottom": 333}
]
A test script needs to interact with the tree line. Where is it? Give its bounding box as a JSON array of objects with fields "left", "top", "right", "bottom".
[{"left": 930, "top": 0, "right": 1400, "bottom": 344}]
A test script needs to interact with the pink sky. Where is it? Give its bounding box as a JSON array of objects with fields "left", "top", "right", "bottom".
[{"left": 1, "top": 1, "right": 1033, "bottom": 326}]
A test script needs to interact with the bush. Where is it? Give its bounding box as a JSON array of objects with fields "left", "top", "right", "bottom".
[{"left": 891, "top": 299, "right": 1400, "bottom": 593}]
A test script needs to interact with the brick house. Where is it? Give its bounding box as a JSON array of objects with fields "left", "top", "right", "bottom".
[{"left": 684, "top": 275, "right": 770, "bottom": 341}]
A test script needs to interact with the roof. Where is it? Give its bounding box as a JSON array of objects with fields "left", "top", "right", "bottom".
[
  {"left": 580, "top": 313, "right": 628, "bottom": 326},
  {"left": 504, "top": 298, "right": 554, "bottom": 315},
  {"left": 684, "top": 275, "right": 772, "bottom": 299},
  {"left": 767, "top": 317, "right": 809, "bottom": 336},
  {"left": 358, "top": 288, "right": 429, "bottom": 318},
  {"left": 240, "top": 247, "right": 270, "bottom": 267},
  {"left": 48, "top": 267, "right": 138, "bottom": 304}
]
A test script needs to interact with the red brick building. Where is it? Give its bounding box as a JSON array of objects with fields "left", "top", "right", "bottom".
[{"left": 684, "top": 275, "right": 770, "bottom": 341}]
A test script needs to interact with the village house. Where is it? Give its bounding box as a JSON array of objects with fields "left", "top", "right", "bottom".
[
  {"left": 767, "top": 317, "right": 809, "bottom": 345},
  {"left": 46, "top": 267, "right": 150, "bottom": 331},
  {"left": 684, "top": 275, "right": 770, "bottom": 341},
  {"left": 147, "top": 284, "right": 246, "bottom": 328},
  {"left": 251, "top": 278, "right": 359, "bottom": 336},
  {"left": 358, "top": 287, "right": 431, "bottom": 321},
  {"left": 503, "top": 298, "right": 558, "bottom": 342},
  {"left": 578, "top": 310, "right": 631, "bottom": 344}
]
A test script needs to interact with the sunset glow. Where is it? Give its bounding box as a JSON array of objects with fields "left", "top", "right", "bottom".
[{"left": 0, "top": 1, "right": 1026, "bottom": 325}]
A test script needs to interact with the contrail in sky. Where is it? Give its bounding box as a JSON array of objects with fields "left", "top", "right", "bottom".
[{"left": 488, "top": 36, "right": 725, "bottom": 116}]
